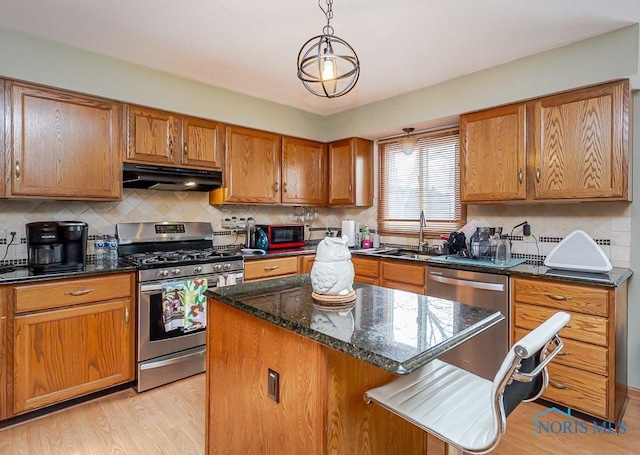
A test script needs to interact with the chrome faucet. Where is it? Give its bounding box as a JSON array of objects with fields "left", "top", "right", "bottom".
[{"left": 418, "top": 210, "right": 428, "bottom": 252}]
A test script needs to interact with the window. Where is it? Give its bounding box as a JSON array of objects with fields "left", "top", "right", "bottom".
[{"left": 378, "top": 128, "right": 465, "bottom": 237}]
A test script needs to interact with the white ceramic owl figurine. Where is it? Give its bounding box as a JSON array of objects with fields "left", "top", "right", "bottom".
[{"left": 310, "top": 236, "right": 355, "bottom": 296}]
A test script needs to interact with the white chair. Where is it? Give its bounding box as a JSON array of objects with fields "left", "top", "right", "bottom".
[{"left": 364, "top": 311, "right": 570, "bottom": 455}]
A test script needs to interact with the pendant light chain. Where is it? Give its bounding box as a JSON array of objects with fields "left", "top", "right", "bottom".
[{"left": 297, "top": 0, "right": 360, "bottom": 98}]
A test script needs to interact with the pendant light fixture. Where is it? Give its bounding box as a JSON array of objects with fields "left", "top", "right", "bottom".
[
  {"left": 401, "top": 128, "right": 417, "bottom": 155},
  {"left": 297, "top": 0, "right": 360, "bottom": 98}
]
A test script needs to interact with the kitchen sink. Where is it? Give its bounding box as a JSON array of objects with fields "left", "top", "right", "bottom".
[{"left": 353, "top": 247, "right": 436, "bottom": 261}]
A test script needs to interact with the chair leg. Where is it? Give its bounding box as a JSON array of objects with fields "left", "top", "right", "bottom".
[{"left": 446, "top": 443, "right": 464, "bottom": 455}]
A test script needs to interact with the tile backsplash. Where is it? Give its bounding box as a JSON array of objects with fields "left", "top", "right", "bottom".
[{"left": 0, "top": 190, "right": 630, "bottom": 269}]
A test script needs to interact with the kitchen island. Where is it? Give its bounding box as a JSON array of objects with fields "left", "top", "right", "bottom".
[{"left": 205, "top": 274, "right": 503, "bottom": 454}]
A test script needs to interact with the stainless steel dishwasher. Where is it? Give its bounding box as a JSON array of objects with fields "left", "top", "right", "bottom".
[{"left": 427, "top": 266, "right": 509, "bottom": 380}]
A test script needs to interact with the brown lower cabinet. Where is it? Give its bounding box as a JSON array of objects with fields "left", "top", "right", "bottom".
[
  {"left": 3, "top": 273, "right": 136, "bottom": 418},
  {"left": 207, "top": 300, "right": 430, "bottom": 454},
  {"left": 352, "top": 256, "right": 427, "bottom": 294},
  {"left": 512, "top": 276, "right": 628, "bottom": 423},
  {"left": 244, "top": 256, "right": 299, "bottom": 282}
]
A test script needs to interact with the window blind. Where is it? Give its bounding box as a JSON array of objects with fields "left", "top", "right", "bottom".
[{"left": 378, "top": 128, "right": 465, "bottom": 237}]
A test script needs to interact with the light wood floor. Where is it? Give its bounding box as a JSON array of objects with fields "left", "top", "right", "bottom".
[
  {"left": 0, "top": 373, "right": 638, "bottom": 454},
  {"left": 0, "top": 374, "right": 206, "bottom": 455}
]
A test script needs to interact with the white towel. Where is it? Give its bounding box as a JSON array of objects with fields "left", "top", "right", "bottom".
[{"left": 217, "top": 274, "right": 237, "bottom": 287}]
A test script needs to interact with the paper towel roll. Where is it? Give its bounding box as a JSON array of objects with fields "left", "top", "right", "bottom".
[{"left": 341, "top": 220, "right": 356, "bottom": 247}]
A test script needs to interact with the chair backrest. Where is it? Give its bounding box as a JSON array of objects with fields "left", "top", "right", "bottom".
[{"left": 489, "top": 312, "right": 570, "bottom": 444}]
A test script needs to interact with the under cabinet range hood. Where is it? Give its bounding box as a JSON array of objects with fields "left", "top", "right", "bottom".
[{"left": 122, "top": 163, "right": 222, "bottom": 191}]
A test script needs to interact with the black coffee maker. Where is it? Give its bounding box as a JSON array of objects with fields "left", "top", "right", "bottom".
[{"left": 26, "top": 221, "right": 88, "bottom": 272}]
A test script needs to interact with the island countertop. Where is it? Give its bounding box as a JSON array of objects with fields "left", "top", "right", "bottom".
[{"left": 206, "top": 274, "right": 503, "bottom": 375}]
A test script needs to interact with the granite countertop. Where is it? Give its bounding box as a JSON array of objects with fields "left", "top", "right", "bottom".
[
  {"left": 207, "top": 274, "right": 503, "bottom": 375},
  {"left": 0, "top": 262, "right": 137, "bottom": 284},
  {"left": 241, "top": 246, "right": 317, "bottom": 260}
]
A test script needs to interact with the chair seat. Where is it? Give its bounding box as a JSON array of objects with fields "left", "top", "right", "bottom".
[{"left": 365, "top": 359, "right": 498, "bottom": 453}]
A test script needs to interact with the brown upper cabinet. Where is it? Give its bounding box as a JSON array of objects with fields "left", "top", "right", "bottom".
[
  {"left": 210, "top": 126, "right": 326, "bottom": 205},
  {"left": 461, "top": 79, "right": 630, "bottom": 203},
  {"left": 6, "top": 82, "right": 123, "bottom": 201},
  {"left": 125, "top": 105, "right": 223, "bottom": 170},
  {"left": 327, "top": 137, "right": 374, "bottom": 206}
]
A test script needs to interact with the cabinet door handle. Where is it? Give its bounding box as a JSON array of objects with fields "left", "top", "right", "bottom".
[
  {"left": 518, "top": 168, "right": 523, "bottom": 185},
  {"left": 549, "top": 379, "right": 572, "bottom": 390},
  {"left": 274, "top": 182, "right": 279, "bottom": 193},
  {"left": 184, "top": 142, "right": 188, "bottom": 157},
  {"left": 557, "top": 351, "right": 572, "bottom": 356},
  {"left": 15, "top": 160, "right": 20, "bottom": 180},
  {"left": 283, "top": 183, "right": 287, "bottom": 193},
  {"left": 64, "top": 289, "right": 95, "bottom": 296},
  {"left": 264, "top": 265, "right": 280, "bottom": 271},
  {"left": 536, "top": 167, "right": 541, "bottom": 183},
  {"left": 543, "top": 292, "right": 572, "bottom": 301},
  {"left": 348, "top": 184, "right": 352, "bottom": 192},
  {"left": 125, "top": 307, "right": 130, "bottom": 326}
]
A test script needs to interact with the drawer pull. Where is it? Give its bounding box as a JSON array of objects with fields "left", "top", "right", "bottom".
[
  {"left": 264, "top": 266, "right": 280, "bottom": 271},
  {"left": 557, "top": 351, "right": 572, "bottom": 356},
  {"left": 549, "top": 379, "right": 572, "bottom": 390},
  {"left": 543, "top": 292, "right": 572, "bottom": 301},
  {"left": 64, "top": 289, "right": 95, "bottom": 296}
]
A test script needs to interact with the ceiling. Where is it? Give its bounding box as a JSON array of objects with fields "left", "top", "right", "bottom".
[{"left": 0, "top": 0, "right": 639, "bottom": 117}]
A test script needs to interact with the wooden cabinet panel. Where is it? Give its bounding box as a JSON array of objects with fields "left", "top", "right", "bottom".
[
  {"left": 328, "top": 138, "right": 373, "bottom": 207},
  {"left": 511, "top": 276, "right": 626, "bottom": 424},
  {"left": 126, "top": 105, "right": 179, "bottom": 165},
  {"left": 0, "top": 80, "right": 6, "bottom": 199},
  {"left": 513, "top": 277, "right": 609, "bottom": 317},
  {"left": 298, "top": 254, "right": 315, "bottom": 274},
  {"left": 381, "top": 260, "right": 426, "bottom": 294},
  {"left": 281, "top": 137, "right": 326, "bottom": 205},
  {"left": 460, "top": 79, "right": 630, "bottom": 203},
  {"left": 207, "top": 301, "right": 325, "bottom": 455},
  {"left": 9, "top": 83, "right": 122, "bottom": 200},
  {"left": 244, "top": 257, "right": 299, "bottom": 282},
  {"left": 181, "top": 116, "right": 223, "bottom": 170},
  {"left": 13, "top": 298, "right": 134, "bottom": 414},
  {"left": 461, "top": 103, "right": 527, "bottom": 202},
  {"left": 0, "top": 287, "right": 7, "bottom": 421},
  {"left": 514, "top": 303, "right": 608, "bottom": 347},
  {"left": 14, "top": 274, "right": 134, "bottom": 313},
  {"left": 514, "top": 327, "right": 607, "bottom": 376},
  {"left": 214, "top": 126, "right": 281, "bottom": 204},
  {"left": 532, "top": 80, "right": 629, "bottom": 200},
  {"left": 352, "top": 256, "right": 380, "bottom": 285},
  {"left": 543, "top": 362, "right": 608, "bottom": 419}
]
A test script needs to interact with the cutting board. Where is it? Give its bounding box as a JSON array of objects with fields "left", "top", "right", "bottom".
[{"left": 429, "top": 256, "right": 526, "bottom": 269}]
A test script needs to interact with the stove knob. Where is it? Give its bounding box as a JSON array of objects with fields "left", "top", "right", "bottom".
[
  {"left": 193, "top": 266, "right": 203, "bottom": 274},
  {"left": 171, "top": 268, "right": 182, "bottom": 276},
  {"left": 223, "top": 263, "right": 232, "bottom": 271},
  {"left": 158, "top": 269, "right": 169, "bottom": 278},
  {"left": 213, "top": 264, "right": 223, "bottom": 272}
]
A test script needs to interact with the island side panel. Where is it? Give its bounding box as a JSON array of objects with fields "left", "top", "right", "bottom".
[
  {"left": 325, "top": 348, "right": 429, "bottom": 455},
  {"left": 206, "top": 299, "right": 327, "bottom": 455}
]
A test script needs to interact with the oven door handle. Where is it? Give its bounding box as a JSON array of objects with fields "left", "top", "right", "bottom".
[
  {"left": 139, "top": 347, "right": 206, "bottom": 371},
  {"left": 140, "top": 283, "right": 164, "bottom": 293}
]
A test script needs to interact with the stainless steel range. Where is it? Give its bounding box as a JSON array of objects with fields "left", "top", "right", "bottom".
[{"left": 117, "top": 221, "right": 244, "bottom": 392}]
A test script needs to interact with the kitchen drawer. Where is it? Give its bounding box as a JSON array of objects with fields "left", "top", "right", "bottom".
[
  {"left": 514, "top": 303, "right": 608, "bottom": 347},
  {"left": 513, "top": 278, "right": 609, "bottom": 317},
  {"left": 351, "top": 257, "right": 379, "bottom": 279},
  {"left": 381, "top": 261, "right": 425, "bottom": 286},
  {"left": 514, "top": 328, "right": 608, "bottom": 376},
  {"left": 244, "top": 257, "right": 298, "bottom": 281},
  {"left": 14, "top": 273, "right": 134, "bottom": 313},
  {"left": 354, "top": 276, "right": 379, "bottom": 286},
  {"left": 543, "top": 362, "right": 608, "bottom": 419}
]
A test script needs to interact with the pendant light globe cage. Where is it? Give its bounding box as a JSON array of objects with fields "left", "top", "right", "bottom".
[{"left": 297, "top": 33, "right": 360, "bottom": 98}]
